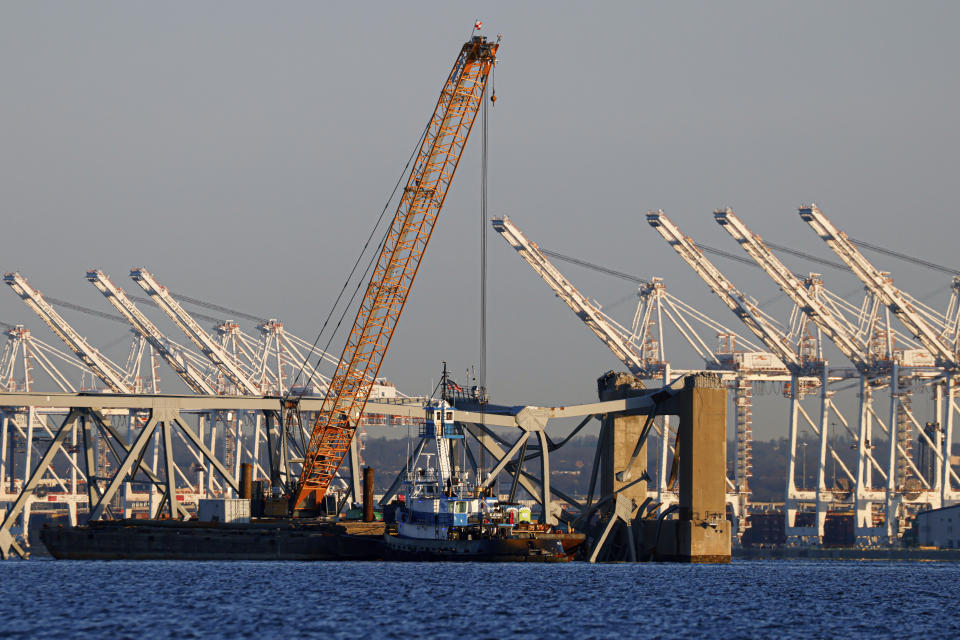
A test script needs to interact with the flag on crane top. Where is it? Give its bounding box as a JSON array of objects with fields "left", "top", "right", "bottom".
[{"left": 474, "top": 20, "right": 482, "bottom": 31}]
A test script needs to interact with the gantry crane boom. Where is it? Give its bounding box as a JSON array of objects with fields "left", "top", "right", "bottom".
[
  {"left": 492, "top": 216, "right": 650, "bottom": 376},
  {"left": 3, "top": 272, "right": 132, "bottom": 393},
  {"left": 798, "top": 204, "right": 958, "bottom": 369},
  {"left": 87, "top": 270, "right": 217, "bottom": 395},
  {"left": 714, "top": 208, "right": 869, "bottom": 372},
  {"left": 293, "top": 35, "right": 499, "bottom": 511},
  {"left": 130, "top": 268, "right": 261, "bottom": 395},
  {"left": 645, "top": 211, "right": 803, "bottom": 370},
  {"left": 946, "top": 277, "right": 960, "bottom": 354}
]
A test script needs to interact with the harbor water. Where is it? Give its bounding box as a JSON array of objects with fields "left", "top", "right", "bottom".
[{"left": 1, "top": 559, "right": 958, "bottom": 638}]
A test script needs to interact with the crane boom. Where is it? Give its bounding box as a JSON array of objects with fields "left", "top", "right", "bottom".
[
  {"left": 798, "top": 204, "right": 958, "bottom": 369},
  {"left": 3, "top": 272, "right": 132, "bottom": 393},
  {"left": 714, "top": 208, "right": 869, "bottom": 372},
  {"left": 645, "top": 210, "right": 803, "bottom": 370},
  {"left": 87, "top": 270, "right": 217, "bottom": 395},
  {"left": 492, "top": 216, "right": 650, "bottom": 376},
  {"left": 293, "top": 35, "right": 498, "bottom": 511},
  {"left": 130, "top": 268, "right": 261, "bottom": 395},
  {"left": 946, "top": 277, "right": 960, "bottom": 354}
]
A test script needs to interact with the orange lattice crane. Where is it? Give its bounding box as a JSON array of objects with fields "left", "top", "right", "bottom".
[{"left": 292, "top": 33, "right": 499, "bottom": 514}]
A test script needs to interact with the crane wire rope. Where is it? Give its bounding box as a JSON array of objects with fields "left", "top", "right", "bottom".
[
  {"left": 477, "top": 64, "right": 491, "bottom": 484},
  {"left": 540, "top": 236, "right": 957, "bottom": 343},
  {"left": 44, "top": 297, "right": 130, "bottom": 325},
  {"left": 850, "top": 237, "right": 960, "bottom": 276},
  {"left": 284, "top": 119, "right": 432, "bottom": 403},
  {"left": 166, "top": 294, "right": 266, "bottom": 324},
  {"left": 113, "top": 230, "right": 960, "bottom": 341},
  {"left": 761, "top": 242, "right": 848, "bottom": 272},
  {"left": 546, "top": 231, "right": 955, "bottom": 283},
  {"left": 134, "top": 232, "right": 959, "bottom": 351},
  {"left": 480, "top": 67, "right": 490, "bottom": 401}
]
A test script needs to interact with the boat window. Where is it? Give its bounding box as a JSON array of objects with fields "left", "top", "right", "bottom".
[
  {"left": 435, "top": 411, "right": 441, "bottom": 422},
  {"left": 455, "top": 501, "right": 468, "bottom": 513},
  {"left": 445, "top": 411, "right": 453, "bottom": 421}
]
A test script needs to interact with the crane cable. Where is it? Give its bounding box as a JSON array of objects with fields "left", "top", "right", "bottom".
[
  {"left": 478, "top": 70, "right": 497, "bottom": 400},
  {"left": 475, "top": 65, "right": 494, "bottom": 485},
  {"left": 167, "top": 293, "right": 266, "bottom": 324},
  {"left": 850, "top": 237, "right": 960, "bottom": 276},
  {"left": 285, "top": 118, "right": 432, "bottom": 402}
]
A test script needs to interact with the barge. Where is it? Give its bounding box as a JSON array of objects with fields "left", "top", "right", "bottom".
[{"left": 40, "top": 519, "right": 384, "bottom": 561}]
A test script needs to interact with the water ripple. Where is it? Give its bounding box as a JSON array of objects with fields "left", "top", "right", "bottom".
[{"left": 0, "top": 559, "right": 957, "bottom": 639}]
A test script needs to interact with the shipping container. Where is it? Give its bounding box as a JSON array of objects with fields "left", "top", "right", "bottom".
[{"left": 197, "top": 499, "right": 250, "bottom": 524}]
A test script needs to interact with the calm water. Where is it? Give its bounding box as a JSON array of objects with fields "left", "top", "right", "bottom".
[{"left": 0, "top": 559, "right": 957, "bottom": 639}]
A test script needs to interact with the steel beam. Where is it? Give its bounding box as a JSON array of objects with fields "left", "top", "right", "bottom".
[
  {"left": 0, "top": 409, "right": 80, "bottom": 558},
  {"left": 88, "top": 413, "right": 161, "bottom": 520},
  {"left": 162, "top": 421, "right": 179, "bottom": 518}
]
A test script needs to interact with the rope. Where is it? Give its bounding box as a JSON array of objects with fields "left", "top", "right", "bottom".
[
  {"left": 44, "top": 296, "right": 129, "bottom": 325},
  {"left": 168, "top": 293, "right": 266, "bottom": 324},
  {"left": 285, "top": 119, "right": 431, "bottom": 402},
  {"left": 476, "top": 70, "right": 492, "bottom": 486},
  {"left": 480, "top": 73, "right": 489, "bottom": 398},
  {"left": 850, "top": 237, "right": 960, "bottom": 276}
]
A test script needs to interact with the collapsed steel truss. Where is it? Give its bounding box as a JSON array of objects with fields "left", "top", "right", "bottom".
[{"left": 0, "top": 390, "right": 664, "bottom": 559}]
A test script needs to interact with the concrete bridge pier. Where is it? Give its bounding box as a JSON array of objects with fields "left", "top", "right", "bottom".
[{"left": 592, "top": 372, "right": 731, "bottom": 563}]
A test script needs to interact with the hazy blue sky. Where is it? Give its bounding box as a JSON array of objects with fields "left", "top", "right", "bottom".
[{"left": 2, "top": 2, "right": 958, "bottom": 438}]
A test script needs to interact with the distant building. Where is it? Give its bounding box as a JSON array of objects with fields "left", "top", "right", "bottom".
[{"left": 916, "top": 504, "right": 960, "bottom": 548}]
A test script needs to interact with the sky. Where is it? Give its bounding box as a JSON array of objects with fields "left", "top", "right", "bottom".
[{"left": 2, "top": 2, "right": 959, "bottom": 439}]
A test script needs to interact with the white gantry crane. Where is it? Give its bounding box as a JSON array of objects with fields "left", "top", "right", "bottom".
[
  {"left": 799, "top": 205, "right": 956, "bottom": 369},
  {"left": 493, "top": 216, "right": 682, "bottom": 514},
  {"left": 0, "top": 276, "right": 216, "bottom": 522},
  {"left": 493, "top": 215, "right": 787, "bottom": 537},
  {"left": 129, "top": 268, "right": 261, "bottom": 396},
  {"left": 493, "top": 216, "right": 657, "bottom": 377},
  {"left": 715, "top": 209, "right": 868, "bottom": 372},
  {"left": 128, "top": 268, "right": 345, "bottom": 492},
  {"left": 715, "top": 207, "right": 943, "bottom": 543},
  {"left": 0, "top": 324, "right": 86, "bottom": 393},
  {"left": 87, "top": 270, "right": 217, "bottom": 395},
  {"left": 645, "top": 210, "right": 871, "bottom": 543},
  {"left": 943, "top": 277, "right": 960, "bottom": 355},
  {"left": 251, "top": 320, "right": 342, "bottom": 396},
  {"left": 492, "top": 216, "right": 782, "bottom": 379},
  {"left": 798, "top": 204, "right": 960, "bottom": 513},
  {"left": 4, "top": 273, "right": 133, "bottom": 394},
  {"left": 130, "top": 268, "right": 273, "bottom": 494},
  {"left": 646, "top": 212, "right": 808, "bottom": 372}
]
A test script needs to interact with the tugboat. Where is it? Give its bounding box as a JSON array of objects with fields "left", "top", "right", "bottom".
[{"left": 385, "top": 370, "right": 584, "bottom": 562}]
